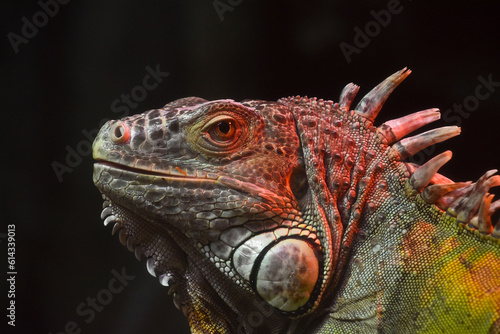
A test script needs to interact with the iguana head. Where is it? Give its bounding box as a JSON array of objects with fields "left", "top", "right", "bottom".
[
  {"left": 93, "top": 70, "right": 500, "bottom": 333},
  {"left": 93, "top": 96, "right": 332, "bottom": 331}
]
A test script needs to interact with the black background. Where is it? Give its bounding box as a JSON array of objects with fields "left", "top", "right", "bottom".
[{"left": 2, "top": 1, "right": 500, "bottom": 333}]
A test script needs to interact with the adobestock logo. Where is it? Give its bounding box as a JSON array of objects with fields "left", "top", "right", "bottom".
[
  {"left": 7, "top": 0, "right": 71, "bottom": 54},
  {"left": 51, "top": 64, "right": 169, "bottom": 183},
  {"left": 442, "top": 74, "right": 500, "bottom": 127},
  {"left": 48, "top": 267, "right": 135, "bottom": 334},
  {"left": 339, "top": 0, "right": 408, "bottom": 64},
  {"left": 213, "top": 0, "right": 243, "bottom": 22},
  {"left": 236, "top": 299, "right": 275, "bottom": 334},
  {"left": 408, "top": 73, "right": 499, "bottom": 165}
]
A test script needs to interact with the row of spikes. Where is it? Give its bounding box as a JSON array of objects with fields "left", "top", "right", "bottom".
[{"left": 338, "top": 68, "right": 500, "bottom": 237}]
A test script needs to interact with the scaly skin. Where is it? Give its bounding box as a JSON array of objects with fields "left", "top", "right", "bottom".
[{"left": 93, "top": 69, "right": 500, "bottom": 333}]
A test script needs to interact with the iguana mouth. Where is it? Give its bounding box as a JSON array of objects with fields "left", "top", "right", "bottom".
[
  {"left": 95, "top": 161, "right": 168, "bottom": 177},
  {"left": 94, "top": 160, "right": 212, "bottom": 180}
]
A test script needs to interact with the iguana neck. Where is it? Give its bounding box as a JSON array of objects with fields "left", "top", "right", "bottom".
[
  {"left": 282, "top": 90, "right": 499, "bottom": 332},
  {"left": 284, "top": 97, "right": 397, "bottom": 245},
  {"left": 282, "top": 95, "right": 432, "bottom": 330}
]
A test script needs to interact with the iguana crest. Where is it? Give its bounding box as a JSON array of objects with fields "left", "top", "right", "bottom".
[{"left": 93, "top": 69, "right": 500, "bottom": 333}]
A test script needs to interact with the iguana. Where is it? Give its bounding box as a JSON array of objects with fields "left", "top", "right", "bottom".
[{"left": 92, "top": 69, "right": 500, "bottom": 333}]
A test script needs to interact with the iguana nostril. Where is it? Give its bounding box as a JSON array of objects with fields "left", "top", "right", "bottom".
[{"left": 110, "top": 122, "right": 130, "bottom": 143}]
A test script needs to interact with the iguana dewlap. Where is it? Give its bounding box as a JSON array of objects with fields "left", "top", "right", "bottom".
[{"left": 93, "top": 69, "right": 500, "bottom": 333}]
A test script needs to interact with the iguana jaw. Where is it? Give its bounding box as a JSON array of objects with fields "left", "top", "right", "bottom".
[{"left": 93, "top": 162, "right": 297, "bottom": 333}]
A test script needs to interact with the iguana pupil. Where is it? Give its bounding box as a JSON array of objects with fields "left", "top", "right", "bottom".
[
  {"left": 92, "top": 70, "right": 500, "bottom": 333},
  {"left": 217, "top": 121, "right": 231, "bottom": 134}
]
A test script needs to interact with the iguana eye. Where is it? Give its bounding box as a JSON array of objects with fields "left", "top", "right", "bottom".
[
  {"left": 204, "top": 116, "right": 242, "bottom": 146},
  {"left": 188, "top": 113, "right": 250, "bottom": 156},
  {"left": 211, "top": 120, "right": 236, "bottom": 142}
]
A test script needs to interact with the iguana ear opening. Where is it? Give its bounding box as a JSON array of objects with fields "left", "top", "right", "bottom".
[{"left": 290, "top": 163, "right": 309, "bottom": 201}]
